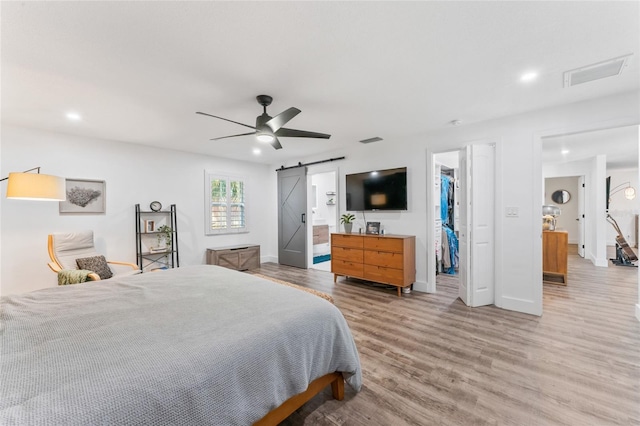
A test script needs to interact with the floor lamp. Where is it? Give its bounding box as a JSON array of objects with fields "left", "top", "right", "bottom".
[{"left": 0, "top": 167, "right": 66, "bottom": 201}]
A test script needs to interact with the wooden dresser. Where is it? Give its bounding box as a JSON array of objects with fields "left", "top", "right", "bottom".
[
  {"left": 206, "top": 244, "right": 260, "bottom": 271},
  {"left": 331, "top": 233, "right": 416, "bottom": 296},
  {"left": 542, "top": 230, "right": 568, "bottom": 284}
]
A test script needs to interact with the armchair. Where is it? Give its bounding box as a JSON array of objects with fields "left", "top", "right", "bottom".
[{"left": 47, "top": 230, "right": 140, "bottom": 281}]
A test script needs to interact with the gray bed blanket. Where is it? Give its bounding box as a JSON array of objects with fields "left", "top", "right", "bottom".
[{"left": 0, "top": 265, "right": 361, "bottom": 425}]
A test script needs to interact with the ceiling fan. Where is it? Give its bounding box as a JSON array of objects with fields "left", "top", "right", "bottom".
[{"left": 196, "top": 95, "right": 331, "bottom": 150}]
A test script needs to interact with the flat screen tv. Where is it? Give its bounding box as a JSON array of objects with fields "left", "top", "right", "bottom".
[{"left": 346, "top": 167, "right": 407, "bottom": 211}]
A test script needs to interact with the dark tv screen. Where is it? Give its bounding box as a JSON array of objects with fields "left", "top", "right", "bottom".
[{"left": 346, "top": 167, "right": 407, "bottom": 211}]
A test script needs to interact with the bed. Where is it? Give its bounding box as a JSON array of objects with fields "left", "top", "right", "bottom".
[{"left": 0, "top": 265, "right": 362, "bottom": 425}]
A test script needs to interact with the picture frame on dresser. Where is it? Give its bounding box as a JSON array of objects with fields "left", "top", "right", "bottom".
[{"left": 365, "top": 222, "right": 380, "bottom": 235}]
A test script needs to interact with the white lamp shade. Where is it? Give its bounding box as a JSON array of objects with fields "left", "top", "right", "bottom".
[
  {"left": 6, "top": 172, "right": 66, "bottom": 201},
  {"left": 624, "top": 187, "right": 636, "bottom": 200}
]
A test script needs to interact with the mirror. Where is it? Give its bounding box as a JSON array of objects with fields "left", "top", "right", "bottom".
[{"left": 551, "top": 189, "right": 571, "bottom": 204}]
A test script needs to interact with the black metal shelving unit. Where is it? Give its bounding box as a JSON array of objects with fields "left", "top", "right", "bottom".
[{"left": 135, "top": 204, "right": 179, "bottom": 272}]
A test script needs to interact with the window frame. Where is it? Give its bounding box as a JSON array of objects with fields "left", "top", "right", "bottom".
[{"left": 204, "top": 172, "right": 249, "bottom": 235}]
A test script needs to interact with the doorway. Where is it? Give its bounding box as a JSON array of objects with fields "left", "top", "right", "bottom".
[
  {"left": 544, "top": 175, "right": 585, "bottom": 258},
  {"left": 430, "top": 144, "right": 496, "bottom": 307},
  {"left": 434, "top": 151, "right": 460, "bottom": 286},
  {"left": 309, "top": 171, "right": 337, "bottom": 272}
]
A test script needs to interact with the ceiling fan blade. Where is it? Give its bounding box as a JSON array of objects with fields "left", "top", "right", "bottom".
[
  {"left": 211, "top": 132, "right": 256, "bottom": 141},
  {"left": 275, "top": 127, "right": 331, "bottom": 139},
  {"left": 196, "top": 111, "right": 256, "bottom": 130},
  {"left": 270, "top": 136, "right": 283, "bottom": 150},
  {"left": 265, "top": 107, "right": 301, "bottom": 132}
]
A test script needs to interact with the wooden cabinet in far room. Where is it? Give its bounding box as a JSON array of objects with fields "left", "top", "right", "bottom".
[{"left": 543, "top": 230, "right": 568, "bottom": 284}]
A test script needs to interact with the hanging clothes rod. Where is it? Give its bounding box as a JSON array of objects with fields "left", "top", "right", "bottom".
[{"left": 275, "top": 156, "right": 345, "bottom": 171}]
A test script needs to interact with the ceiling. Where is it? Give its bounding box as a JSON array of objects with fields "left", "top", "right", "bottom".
[
  {"left": 543, "top": 125, "right": 639, "bottom": 170},
  {"left": 2, "top": 1, "right": 639, "bottom": 165}
]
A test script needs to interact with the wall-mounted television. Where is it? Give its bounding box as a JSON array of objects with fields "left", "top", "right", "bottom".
[{"left": 346, "top": 167, "right": 407, "bottom": 211}]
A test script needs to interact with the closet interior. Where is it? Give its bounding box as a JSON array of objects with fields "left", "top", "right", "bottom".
[{"left": 434, "top": 155, "right": 459, "bottom": 275}]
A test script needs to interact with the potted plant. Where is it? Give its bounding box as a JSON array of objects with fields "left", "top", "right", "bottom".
[
  {"left": 156, "top": 225, "right": 173, "bottom": 250},
  {"left": 340, "top": 213, "right": 356, "bottom": 233}
]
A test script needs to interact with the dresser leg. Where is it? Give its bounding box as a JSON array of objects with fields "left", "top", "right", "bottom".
[
  {"left": 333, "top": 274, "right": 337, "bottom": 283},
  {"left": 397, "top": 287, "right": 401, "bottom": 297}
]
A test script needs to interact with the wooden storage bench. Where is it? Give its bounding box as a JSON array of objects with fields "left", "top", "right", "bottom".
[{"left": 206, "top": 244, "right": 260, "bottom": 271}]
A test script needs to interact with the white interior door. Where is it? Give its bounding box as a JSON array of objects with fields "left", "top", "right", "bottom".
[
  {"left": 578, "top": 175, "right": 585, "bottom": 258},
  {"left": 458, "top": 148, "right": 470, "bottom": 305},
  {"left": 458, "top": 144, "right": 495, "bottom": 307}
]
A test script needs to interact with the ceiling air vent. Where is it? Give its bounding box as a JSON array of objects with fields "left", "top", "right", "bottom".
[
  {"left": 359, "top": 137, "right": 383, "bottom": 144},
  {"left": 563, "top": 54, "right": 633, "bottom": 88}
]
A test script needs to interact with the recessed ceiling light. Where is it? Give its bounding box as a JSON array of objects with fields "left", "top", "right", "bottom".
[
  {"left": 252, "top": 148, "right": 261, "bottom": 155},
  {"left": 520, "top": 71, "right": 538, "bottom": 83},
  {"left": 66, "top": 112, "right": 82, "bottom": 121},
  {"left": 561, "top": 149, "right": 570, "bottom": 155}
]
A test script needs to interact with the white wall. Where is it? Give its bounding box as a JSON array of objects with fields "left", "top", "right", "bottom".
[
  {"left": 606, "top": 168, "right": 639, "bottom": 247},
  {"left": 544, "top": 177, "right": 579, "bottom": 242},
  {"left": 276, "top": 91, "right": 639, "bottom": 316},
  {"left": 0, "top": 125, "right": 276, "bottom": 296}
]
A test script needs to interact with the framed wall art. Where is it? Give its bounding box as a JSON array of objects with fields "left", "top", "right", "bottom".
[{"left": 59, "top": 179, "right": 106, "bottom": 214}]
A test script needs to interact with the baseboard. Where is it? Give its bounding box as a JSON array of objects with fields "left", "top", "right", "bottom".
[
  {"left": 411, "top": 279, "right": 429, "bottom": 293},
  {"left": 636, "top": 304, "right": 640, "bottom": 322},
  {"left": 261, "top": 255, "right": 278, "bottom": 264},
  {"left": 500, "top": 295, "right": 542, "bottom": 316},
  {"left": 589, "top": 253, "right": 609, "bottom": 268}
]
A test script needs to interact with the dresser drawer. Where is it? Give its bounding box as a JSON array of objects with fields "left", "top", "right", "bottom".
[
  {"left": 364, "top": 237, "right": 404, "bottom": 253},
  {"left": 365, "top": 250, "right": 403, "bottom": 269},
  {"left": 332, "top": 234, "right": 363, "bottom": 249},
  {"left": 364, "top": 264, "right": 404, "bottom": 285},
  {"left": 332, "top": 246, "right": 363, "bottom": 263},
  {"left": 332, "top": 259, "right": 364, "bottom": 277}
]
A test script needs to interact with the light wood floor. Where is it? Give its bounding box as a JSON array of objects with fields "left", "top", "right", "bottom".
[{"left": 249, "top": 246, "right": 639, "bottom": 425}]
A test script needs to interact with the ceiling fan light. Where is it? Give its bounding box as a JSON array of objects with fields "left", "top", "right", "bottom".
[{"left": 257, "top": 133, "right": 274, "bottom": 143}]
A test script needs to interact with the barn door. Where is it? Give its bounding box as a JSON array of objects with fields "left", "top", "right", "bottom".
[{"left": 278, "top": 167, "right": 308, "bottom": 268}]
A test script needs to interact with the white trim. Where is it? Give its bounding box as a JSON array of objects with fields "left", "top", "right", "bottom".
[{"left": 635, "top": 303, "right": 640, "bottom": 322}]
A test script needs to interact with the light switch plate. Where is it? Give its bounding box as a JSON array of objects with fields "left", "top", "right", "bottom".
[{"left": 505, "top": 207, "right": 519, "bottom": 217}]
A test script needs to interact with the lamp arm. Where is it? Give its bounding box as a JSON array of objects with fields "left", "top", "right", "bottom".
[
  {"left": 609, "top": 182, "right": 630, "bottom": 196},
  {"left": 0, "top": 167, "right": 41, "bottom": 182}
]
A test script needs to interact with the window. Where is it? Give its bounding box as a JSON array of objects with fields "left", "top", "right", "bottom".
[{"left": 205, "top": 173, "right": 248, "bottom": 235}]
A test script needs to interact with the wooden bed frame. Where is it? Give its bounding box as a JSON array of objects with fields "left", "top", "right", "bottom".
[{"left": 254, "top": 372, "right": 344, "bottom": 425}]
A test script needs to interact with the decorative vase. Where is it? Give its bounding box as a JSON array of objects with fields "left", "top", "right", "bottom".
[{"left": 344, "top": 223, "right": 353, "bottom": 233}]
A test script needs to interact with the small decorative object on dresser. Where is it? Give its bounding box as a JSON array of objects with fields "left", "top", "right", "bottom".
[
  {"left": 340, "top": 213, "right": 356, "bottom": 234},
  {"left": 365, "top": 222, "right": 380, "bottom": 235}
]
